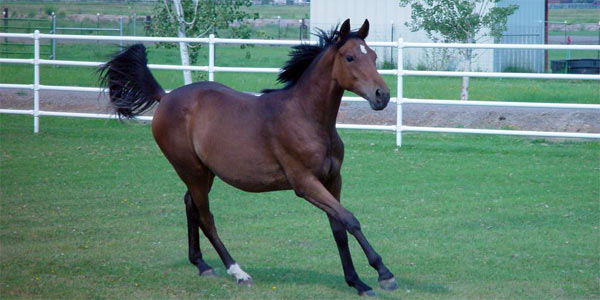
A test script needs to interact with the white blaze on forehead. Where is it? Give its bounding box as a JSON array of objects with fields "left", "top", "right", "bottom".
[
  {"left": 360, "top": 44, "right": 367, "bottom": 54},
  {"left": 227, "top": 263, "right": 251, "bottom": 281}
]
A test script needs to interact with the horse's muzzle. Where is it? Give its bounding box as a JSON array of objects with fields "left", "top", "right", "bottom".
[{"left": 369, "top": 87, "right": 390, "bottom": 111}]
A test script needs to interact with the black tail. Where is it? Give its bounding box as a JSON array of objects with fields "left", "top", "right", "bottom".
[{"left": 99, "top": 44, "right": 165, "bottom": 119}]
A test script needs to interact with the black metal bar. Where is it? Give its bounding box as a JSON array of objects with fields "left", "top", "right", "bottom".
[
  {"left": 55, "top": 27, "right": 120, "bottom": 32},
  {"left": 0, "top": 51, "right": 51, "bottom": 55},
  {"left": 1, "top": 18, "right": 50, "bottom": 22},
  {"left": 0, "top": 43, "right": 51, "bottom": 47},
  {"left": 0, "top": 25, "right": 52, "bottom": 30}
]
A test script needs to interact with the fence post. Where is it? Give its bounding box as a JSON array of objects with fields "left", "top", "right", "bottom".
[
  {"left": 3, "top": 8, "right": 8, "bottom": 43},
  {"left": 33, "top": 30, "right": 40, "bottom": 133},
  {"left": 277, "top": 16, "right": 281, "bottom": 39},
  {"left": 209, "top": 34, "right": 215, "bottom": 82},
  {"left": 133, "top": 14, "right": 137, "bottom": 36},
  {"left": 119, "top": 17, "right": 123, "bottom": 47},
  {"left": 390, "top": 20, "right": 394, "bottom": 65},
  {"left": 51, "top": 13, "right": 56, "bottom": 60},
  {"left": 96, "top": 13, "right": 100, "bottom": 46},
  {"left": 396, "top": 38, "right": 404, "bottom": 147}
]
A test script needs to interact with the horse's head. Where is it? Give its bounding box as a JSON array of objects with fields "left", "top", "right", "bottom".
[{"left": 332, "top": 19, "right": 390, "bottom": 111}]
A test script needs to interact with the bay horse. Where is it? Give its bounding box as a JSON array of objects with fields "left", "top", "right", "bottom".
[{"left": 100, "top": 19, "right": 396, "bottom": 296}]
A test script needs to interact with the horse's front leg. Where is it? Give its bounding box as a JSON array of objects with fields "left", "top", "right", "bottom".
[
  {"left": 325, "top": 175, "right": 375, "bottom": 296},
  {"left": 293, "top": 175, "right": 398, "bottom": 295}
]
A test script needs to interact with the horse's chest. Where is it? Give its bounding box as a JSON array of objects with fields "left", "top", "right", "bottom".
[
  {"left": 307, "top": 145, "right": 342, "bottom": 182},
  {"left": 272, "top": 123, "right": 343, "bottom": 183},
  {"left": 318, "top": 154, "right": 340, "bottom": 181}
]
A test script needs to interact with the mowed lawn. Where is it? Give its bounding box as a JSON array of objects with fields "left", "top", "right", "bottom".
[{"left": 0, "top": 115, "right": 598, "bottom": 299}]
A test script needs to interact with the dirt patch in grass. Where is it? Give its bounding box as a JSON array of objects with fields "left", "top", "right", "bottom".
[{"left": 1, "top": 88, "right": 599, "bottom": 133}]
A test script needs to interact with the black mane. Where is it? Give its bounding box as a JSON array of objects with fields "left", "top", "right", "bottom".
[{"left": 262, "top": 26, "right": 361, "bottom": 93}]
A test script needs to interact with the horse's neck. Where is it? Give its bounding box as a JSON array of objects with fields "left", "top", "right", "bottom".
[{"left": 291, "top": 48, "right": 343, "bottom": 130}]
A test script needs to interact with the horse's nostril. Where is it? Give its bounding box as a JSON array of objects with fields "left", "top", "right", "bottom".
[{"left": 375, "top": 89, "right": 381, "bottom": 97}]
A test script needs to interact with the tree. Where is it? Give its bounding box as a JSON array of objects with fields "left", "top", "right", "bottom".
[
  {"left": 151, "top": 0, "right": 257, "bottom": 84},
  {"left": 399, "top": 0, "right": 518, "bottom": 100}
]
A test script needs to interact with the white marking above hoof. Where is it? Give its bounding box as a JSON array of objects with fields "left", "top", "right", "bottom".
[{"left": 227, "top": 263, "right": 251, "bottom": 282}]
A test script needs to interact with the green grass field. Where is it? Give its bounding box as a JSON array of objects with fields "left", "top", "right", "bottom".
[
  {"left": 244, "top": 4, "right": 309, "bottom": 19},
  {"left": 0, "top": 115, "right": 598, "bottom": 299},
  {"left": 549, "top": 8, "right": 600, "bottom": 24},
  {"left": 1, "top": 1, "right": 155, "bottom": 17},
  {"left": 3, "top": 1, "right": 597, "bottom": 24},
  {"left": 6, "top": 1, "right": 596, "bottom": 24},
  {"left": 1, "top": 2, "right": 309, "bottom": 20},
  {"left": 0, "top": 14, "right": 304, "bottom": 39},
  {"left": 0, "top": 2, "right": 309, "bottom": 41}
]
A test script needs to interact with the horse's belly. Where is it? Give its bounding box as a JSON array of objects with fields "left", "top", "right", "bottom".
[
  {"left": 198, "top": 138, "right": 290, "bottom": 192},
  {"left": 220, "top": 169, "right": 290, "bottom": 192},
  {"left": 211, "top": 159, "right": 290, "bottom": 193}
]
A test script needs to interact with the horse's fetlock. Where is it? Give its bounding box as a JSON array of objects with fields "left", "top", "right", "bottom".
[
  {"left": 378, "top": 271, "right": 394, "bottom": 281},
  {"left": 344, "top": 273, "right": 359, "bottom": 285},
  {"left": 368, "top": 254, "right": 383, "bottom": 268},
  {"left": 188, "top": 251, "right": 200, "bottom": 263}
]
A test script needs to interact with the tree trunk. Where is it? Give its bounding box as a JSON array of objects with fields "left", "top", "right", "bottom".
[
  {"left": 461, "top": 37, "right": 473, "bottom": 101},
  {"left": 460, "top": 49, "right": 472, "bottom": 100},
  {"left": 172, "top": 0, "right": 192, "bottom": 85}
]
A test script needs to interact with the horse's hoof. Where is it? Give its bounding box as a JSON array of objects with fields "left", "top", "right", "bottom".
[
  {"left": 237, "top": 278, "right": 253, "bottom": 286},
  {"left": 378, "top": 276, "right": 398, "bottom": 291},
  {"left": 359, "top": 289, "right": 377, "bottom": 297},
  {"left": 200, "top": 269, "right": 216, "bottom": 277}
]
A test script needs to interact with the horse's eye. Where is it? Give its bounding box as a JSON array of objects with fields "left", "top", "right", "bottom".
[{"left": 345, "top": 55, "right": 354, "bottom": 62}]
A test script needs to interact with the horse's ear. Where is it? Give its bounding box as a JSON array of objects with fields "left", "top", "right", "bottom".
[
  {"left": 357, "top": 19, "right": 369, "bottom": 39},
  {"left": 337, "top": 19, "right": 351, "bottom": 42}
]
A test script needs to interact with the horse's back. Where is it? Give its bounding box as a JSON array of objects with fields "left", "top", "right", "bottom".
[
  {"left": 152, "top": 81, "right": 289, "bottom": 192},
  {"left": 161, "top": 81, "right": 256, "bottom": 109},
  {"left": 153, "top": 81, "right": 259, "bottom": 132}
]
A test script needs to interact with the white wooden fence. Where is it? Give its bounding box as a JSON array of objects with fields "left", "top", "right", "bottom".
[{"left": 0, "top": 30, "right": 599, "bottom": 146}]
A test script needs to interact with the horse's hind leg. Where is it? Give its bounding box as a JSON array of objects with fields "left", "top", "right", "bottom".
[
  {"left": 185, "top": 171, "right": 253, "bottom": 286},
  {"left": 184, "top": 190, "right": 216, "bottom": 276}
]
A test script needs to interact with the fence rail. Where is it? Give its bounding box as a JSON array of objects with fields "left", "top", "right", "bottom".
[{"left": 0, "top": 31, "right": 599, "bottom": 146}]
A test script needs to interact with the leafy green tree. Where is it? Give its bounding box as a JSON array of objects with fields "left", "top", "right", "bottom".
[
  {"left": 399, "top": 0, "right": 518, "bottom": 100},
  {"left": 151, "top": 0, "right": 257, "bottom": 83}
]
